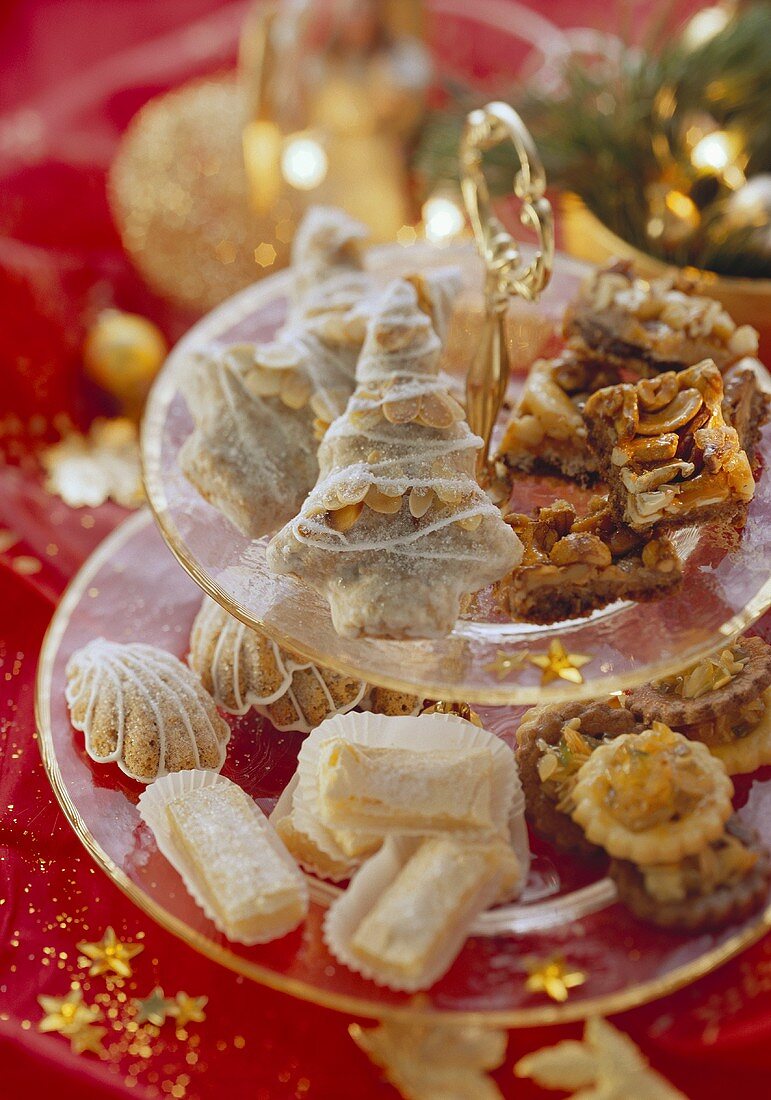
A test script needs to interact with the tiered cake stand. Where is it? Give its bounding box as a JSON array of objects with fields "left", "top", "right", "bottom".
[{"left": 35, "top": 233, "right": 771, "bottom": 1026}]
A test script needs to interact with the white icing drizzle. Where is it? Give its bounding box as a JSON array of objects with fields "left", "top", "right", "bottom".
[
  {"left": 65, "top": 639, "right": 228, "bottom": 781},
  {"left": 189, "top": 597, "right": 366, "bottom": 732},
  {"left": 281, "top": 279, "right": 503, "bottom": 560}
]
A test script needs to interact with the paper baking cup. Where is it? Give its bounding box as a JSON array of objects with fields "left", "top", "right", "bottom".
[
  {"left": 323, "top": 836, "right": 507, "bottom": 992},
  {"left": 138, "top": 769, "right": 308, "bottom": 945},
  {"left": 269, "top": 774, "right": 366, "bottom": 883},
  {"left": 297, "top": 710, "right": 521, "bottom": 843}
]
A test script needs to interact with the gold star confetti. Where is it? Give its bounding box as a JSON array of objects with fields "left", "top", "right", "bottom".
[
  {"left": 69, "top": 1025, "right": 108, "bottom": 1057},
  {"left": 529, "top": 640, "right": 592, "bottom": 685},
  {"left": 77, "top": 926, "right": 144, "bottom": 979},
  {"left": 173, "top": 992, "right": 208, "bottom": 1028},
  {"left": 515, "top": 1016, "right": 686, "bottom": 1098},
  {"left": 38, "top": 987, "right": 100, "bottom": 1034},
  {"left": 524, "top": 955, "right": 587, "bottom": 1003},
  {"left": 484, "top": 649, "right": 531, "bottom": 680},
  {"left": 134, "top": 987, "right": 177, "bottom": 1026}
]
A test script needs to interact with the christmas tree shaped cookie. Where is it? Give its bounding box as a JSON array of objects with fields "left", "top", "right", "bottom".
[{"left": 267, "top": 279, "right": 523, "bottom": 639}]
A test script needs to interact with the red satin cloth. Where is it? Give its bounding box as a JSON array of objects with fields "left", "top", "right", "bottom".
[{"left": 2, "top": 2, "right": 770, "bottom": 1098}]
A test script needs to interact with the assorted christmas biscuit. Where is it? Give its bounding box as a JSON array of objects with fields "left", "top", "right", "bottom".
[
  {"left": 498, "top": 497, "right": 682, "bottom": 624},
  {"left": 65, "top": 639, "right": 231, "bottom": 782},
  {"left": 65, "top": 232, "right": 771, "bottom": 987},
  {"left": 564, "top": 261, "right": 759, "bottom": 375},
  {"left": 515, "top": 699, "right": 643, "bottom": 858},
  {"left": 267, "top": 277, "right": 522, "bottom": 639},
  {"left": 583, "top": 359, "right": 756, "bottom": 531},
  {"left": 628, "top": 636, "right": 771, "bottom": 775}
]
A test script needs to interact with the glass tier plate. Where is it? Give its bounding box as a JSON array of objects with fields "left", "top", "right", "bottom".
[
  {"left": 36, "top": 509, "right": 771, "bottom": 1024},
  {"left": 141, "top": 242, "right": 771, "bottom": 705}
]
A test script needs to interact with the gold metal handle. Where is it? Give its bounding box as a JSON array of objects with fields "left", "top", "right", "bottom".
[{"left": 460, "top": 102, "right": 554, "bottom": 471}]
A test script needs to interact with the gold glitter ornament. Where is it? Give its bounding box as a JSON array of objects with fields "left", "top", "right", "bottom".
[
  {"left": 108, "top": 76, "right": 297, "bottom": 313},
  {"left": 83, "top": 310, "right": 167, "bottom": 413}
]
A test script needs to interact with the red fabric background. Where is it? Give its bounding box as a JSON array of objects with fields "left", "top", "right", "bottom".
[{"left": 2, "top": 2, "right": 770, "bottom": 1097}]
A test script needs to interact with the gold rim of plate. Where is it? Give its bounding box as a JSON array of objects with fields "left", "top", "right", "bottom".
[
  {"left": 140, "top": 247, "right": 771, "bottom": 706},
  {"left": 35, "top": 510, "right": 771, "bottom": 1026}
]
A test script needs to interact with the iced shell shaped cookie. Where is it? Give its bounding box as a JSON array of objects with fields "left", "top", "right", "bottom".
[
  {"left": 188, "top": 597, "right": 422, "bottom": 733},
  {"left": 570, "top": 722, "right": 733, "bottom": 863},
  {"left": 66, "top": 639, "right": 230, "bottom": 782},
  {"left": 188, "top": 596, "right": 366, "bottom": 732}
]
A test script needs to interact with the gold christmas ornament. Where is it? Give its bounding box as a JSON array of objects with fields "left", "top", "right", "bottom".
[
  {"left": 109, "top": 1, "right": 430, "bottom": 312},
  {"left": 83, "top": 310, "right": 167, "bottom": 412}
]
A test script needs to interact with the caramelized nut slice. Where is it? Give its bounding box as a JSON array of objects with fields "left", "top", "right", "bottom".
[
  {"left": 637, "top": 374, "right": 679, "bottom": 412},
  {"left": 549, "top": 532, "right": 613, "bottom": 568},
  {"left": 637, "top": 389, "right": 703, "bottom": 435}
]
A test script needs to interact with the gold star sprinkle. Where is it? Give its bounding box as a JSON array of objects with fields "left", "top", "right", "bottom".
[
  {"left": 524, "top": 955, "right": 587, "bottom": 1003},
  {"left": 173, "top": 992, "right": 208, "bottom": 1028},
  {"left": 529, "top": 641, "right": 592, "bottom": 685},
  {"left": 484, "top": 649, "right": 531, "bottom": 680},
  {"left": 515, "top": 1016, "right": 686, "bottom": 1098},
  {"left": 134, "top": 987, "right": 177, "bottom": 1026},
  {"left": 69, "top": 1025, "right": 108, "bottom": 1057},
  {"left": 77, "top": 926, "right": 144, "bottom": 979},
  {"left": 38, "top": 987, "right": 100, "bottom": 1034}
]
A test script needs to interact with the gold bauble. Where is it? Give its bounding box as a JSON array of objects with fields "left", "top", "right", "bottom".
[
  {"left": 83, "top": 309, "right": 168, "bottom": 412},
  {"left": 108, "top": 76, "right": 298, "bottom": 313}
]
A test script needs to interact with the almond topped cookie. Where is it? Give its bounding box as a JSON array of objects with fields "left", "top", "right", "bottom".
[
  {"left": 583, "top": 359, "right": 755, "bottom": 531},
  {"left": 516, "top": 699, "right": 642, "bottom": 858},
  {"left": 610, "top": 816, "right": 770, "bottom": 932},
  {"left": 570, "top": 723, "right": 734, "bottom": 864},
  {"left": 267, "top": 279, "right": 522, "bottom": 640},
  {"left": 498, "top": 497, "right": 681, "bottom": 624},
  {"left": 564, "top": 261, "right": 758, "bottom": 376},
  {"left": 628, "top": 635, "right": 771, "bottom": 775}
]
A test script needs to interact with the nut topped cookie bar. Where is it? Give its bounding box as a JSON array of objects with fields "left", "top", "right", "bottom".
[
  {"left": 610, "top": 816, "right": 770, "bottom": 932},
  {"left": 515, "top": 699, "right": 643, "bottom": 858},
  {"left": 628, "top": 635, "right": 771, "bottom": 775},
  {"left": 497, "top": 497, "right": 681, "bottom": 624},
  {"left": 564, "top": 261, "right": 759, "bottom": 376},
  {"left": 721, "top": 361, "right": 770, "bottom": 462},
  {"left": 496, "top": 349, "right": 620, "bottom": 483},
  {"left": 583, "top": 360, "right": 756, "bottom": 530}
]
